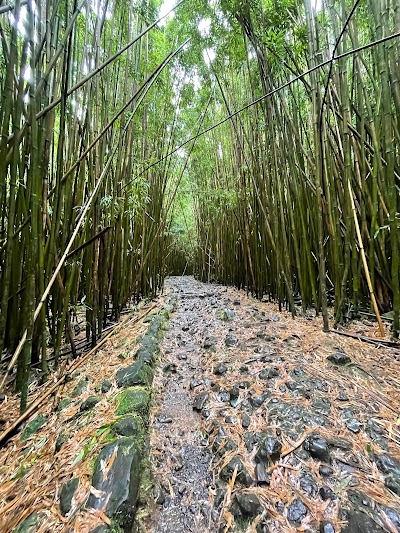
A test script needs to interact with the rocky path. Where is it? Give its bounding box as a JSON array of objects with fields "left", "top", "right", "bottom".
[{"left": 143, "top": 276, "right": 400, "bottom": 533}]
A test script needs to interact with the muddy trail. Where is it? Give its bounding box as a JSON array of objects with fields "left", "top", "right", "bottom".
[{"left": 142, "top": 276, "right": 400, "bottom": 533}]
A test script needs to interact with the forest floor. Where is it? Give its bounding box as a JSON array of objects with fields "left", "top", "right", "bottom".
[{"left": 1, "top": 276, "right": 400, "bottom": 532}]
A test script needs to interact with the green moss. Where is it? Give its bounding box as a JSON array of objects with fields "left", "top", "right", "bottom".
[
  {"left": 57, "top": 397, "right": 72, "bottom": 412},
  {"left": 20, "top": 414, "right": 47, "bottom": 441},
  {"left": 115, "top": 387, "right": 150, "bottom": 416}
]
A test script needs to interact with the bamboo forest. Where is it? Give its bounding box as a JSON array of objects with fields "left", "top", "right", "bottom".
[{"left": 0, "top": 0, "right": 400, "bottom": 532}]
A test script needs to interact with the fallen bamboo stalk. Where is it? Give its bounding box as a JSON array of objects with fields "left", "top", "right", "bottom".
[
  {"left": 0, "top": 304, "right": 156, "bottom": 447},
  {"left": 331, "top": 329, "right": 400, "bottom": 350}
]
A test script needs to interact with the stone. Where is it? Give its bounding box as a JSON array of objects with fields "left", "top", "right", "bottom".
[
  {"left": 55, "top": 432, "right": 69, "bottom": 453},
  {"left": 100, "top": 379, "right": 112, "bottom": 393},
  {"left": 250, "top": 391, "right": 270, "bottom": 407},
  {"left": 225, "top": 335, "right": 238, "bottom": 347},
  {"left": 116, "top": 362, "right": 151, "bottom": 388},
  {"left": 116, "top": 387, "right": 150, "bottom": 416},
  {"left": 256, "top": 437, "right": 282, "bottom": 462},
  {"left": 71, "top": 378, "right": 90, "bottom": 397},
  {"left": 193, "top": 392, "right": 208, "bottom": 411},
  {"left": 57, "top": 397, "right": 72, "bottom": 412},
  {"left": 304, "top": 436, "right": 330, "bottom": 463},
  {"left": 20, "top": 414, "right": 47, "bottom": 441},
  {"left": 87, "top": 438, "right": 141, "bottom": 528},
  {"left": 0, "top": 393, "right": 6, "bottom": 402},
  {"left": 113, "top": 416, "right": 142, "bottom": 437},
  {"left": 320, "top": 522, "right": 335, "bottom": 533},
  {"left": 220, "top": 457, "right": 252, "bottom": 487},
  {"left": 259, "top": 367, "right": 279, "bottom": 380},
  {"left": 341, "top": 511, "right": 386, "bottom": 532},
  {"left": 13, "top": 513, "right": 38, "bottom": 533},
  {"left": 216, "top": 308, "right": 235, "bottom": 321},
  {"left": 287, "top": 498, "right": 308, "bottom": 526},
  {"left": 60, "top": 477, "right": 79, "bottom": 516},
  {"left": 319, "top": 486, "right": 336, "bottom": 500},
  {"left": 328, "top": 437, "right": 352, "bottom": 451},
  {"left": 374, "top": 454, "right": 400, "bottom": 476},
  {"left": 327, "top": 350, "right": 351, "bottom": 365},
  {"left": 385, "top": 473, "right": 400, "bottom": 495},
  {"left": 300, "top": 475, "right": 318, "bottom": 497},
  {"left": 286, "top": 381, "right": 298, "bottom": 391},
  {"left": 319, "top": 465, "right": 333, "bottom": 477},
  {"left": 189, "top": 379, "right": 203, "bottom": 390},
  {"left": 235, "top": 492, "right": 263, "bottom": 516},
  {"left": 203, "top": 336, "right": 217, "bottom": 349},
  {"left": 347, "top": 418, "right": 362, "bottom": 433},
  {"left": 241, "top": 413, "right": 251, "bottom": 428},
  {"left": 381, "top": 505, "right": 400, "bottom": 530},
  {"left": 213, "top": 363, "right": 228, "bottom": 375},
  {"left": 80, "top": 396, "right": 100, "bottom": 412},
  {"left": 255, "top": 463, "right": 271, "bottom": 484}
]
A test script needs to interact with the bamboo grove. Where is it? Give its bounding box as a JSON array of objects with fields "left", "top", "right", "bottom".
[
  {"left": 177, "top": 0, "right": 400, "bottom": 336},
  {"left": 0, "top": 0, "right": 189, "bottom": 411}
]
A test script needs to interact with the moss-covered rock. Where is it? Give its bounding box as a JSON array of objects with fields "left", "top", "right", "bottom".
[
  {"left": 60, "top": 477, "right": 79, "bottom": 516},
  {"left": 116, "top": 387, "right": 150, "bottom": 416},
  {"left": 112, "top": 415, "right": 143, "bottom": 438},
  {"left": 57, "top": 397, "right": 72, "bottom": 412},
  {"left": 80, "top": 396, "right": 101, "bottom": 412},
  {"left": 20, "top": 414, "right": 47, "bottom": 441},
  {"left": 116, "top": 362, "right": 152, "bottom": 388},
  {"left": 13, "top": 513, "right": 38, "bottom": 533},
  {"left": 71, "top": 377, "right": 90, "bottom": 398}
]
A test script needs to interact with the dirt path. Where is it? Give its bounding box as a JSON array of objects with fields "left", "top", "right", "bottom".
[{"left": 144, "top": 276, "right": 400, "bottom": 533}]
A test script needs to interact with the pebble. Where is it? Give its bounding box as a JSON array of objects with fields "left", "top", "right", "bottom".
[
  {"left": 241, "top": 413, "right": 251, "bottom": 428},
  {"left": 319, "top": 486, "right": 336, "bottom": 500},
  {"left": 193, "top": 392, "right": 208, "bottom": 411},
  {"left": 327, "top": 350, "right": 351, "bottom": 365},
  {"left": 304, "top": 436, "right": 330, "bottom": 463},
  {"left": 213, "top": 363, "right": 228, "bottom": 375},
  {"left": 319, "top": 465, "right": 333, "bottom": 477},
  {"left": 287, "top": 498, "right": 308, "bottom": 526},
  {"left": 235, "top": 492, "right": 262, "bottom": 516},
  {"left": 347, "top": 418, "right": 362, "bottom": 433}
]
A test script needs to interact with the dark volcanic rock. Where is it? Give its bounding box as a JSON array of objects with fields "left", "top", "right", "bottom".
[
  {"left": 116, "top": 362, "right": 151, "bottom": 388},
  {"left": 113, "top": 416, "right": 142, "bottom": 437},
  {"left": 255, "top": 462, "right": 270, "bottom": 484},
  {"left": 193, "top": 392, "right": 208, "bottom": 411},
  {"left": 256, "top": 437, "right": 282, "bottom": 462},
  {"left": 203, "top": 336, "right": 217, "bottom": 349},
  {"left": 304, "top": 436, "right": 330, "bottom": 463},
  {"left": 300, "top": 475, "right": 318, "bottom": 497},
  {"left": 213, "top": 363, "right": 228, "bottom": 375},
  {"left": 241, "top": 413, "right": 251, "bottom": 428},
  {"left": 319, "top": 486, "right": 336, "bottom": 500},
  {"left": 80, "top": 396, "right": 100, "bottom": 412},
  {"left": 235, "top": 492, "right": 263, "bottom": 517},
  {"left": 320, "top": 522, "right": 335, "bottom": 533},
  {"left": 225, "top": 335, "right": 238, "bottom": 347},
  {"left": 385, "top": 473, "right": 400, "bottom": 495},
  {"left": 259, "top": 367, "right": 279, "bottom": 380},
  {"left": 60, "top": 477, "right": 79, "bottom": 516},
  {"left": 319, "top": 465, "right": 333, "bottom": 477},
  {"left": 287, "top": 498, "right": 308, "bottom": 526},
  {"left": 341, "top": 511, "right": 386, "bottom": 532},
  {"left": 86, "top": 438, "right": 140, "bottom": 529},
  {"left": 220, "top": 456, "right": 252, "bottom": 487},
  {"left": 375, "top": 454, "right": 400, "bottom": 476},
  {"left": 100, "top": 379, "right": 113, "bottom": 393},
  {"left": 346, "top": 418, "right": 362, "bottom": 433},
  {"left": 250, "top": 391, "right": 270, "bottom": 407},
  {"left": 189, "top": 379, "right": 203, "bottom": 390},
  {"left": 327, "top": 350, "right": 351, "bottom": 365}
]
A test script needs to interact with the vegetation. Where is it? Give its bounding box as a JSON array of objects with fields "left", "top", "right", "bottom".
[{"left": 0, "top": 0, "right": 399, "bottom": 411}]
